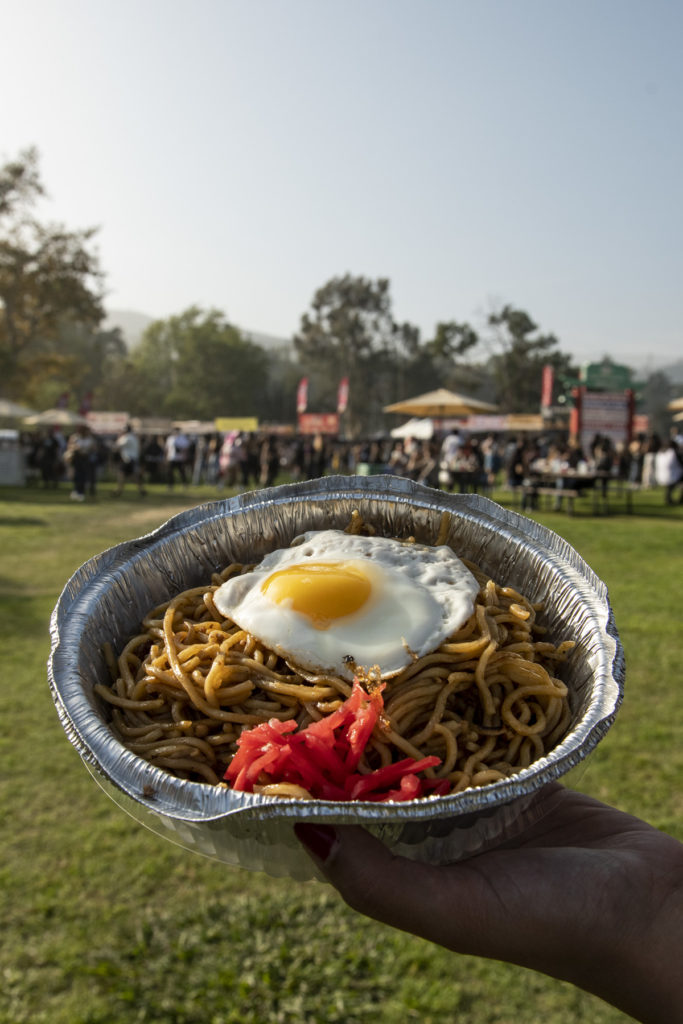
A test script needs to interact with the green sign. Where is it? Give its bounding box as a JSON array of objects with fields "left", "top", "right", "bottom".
[{"left": 581, "top": 359, "right": 632, "bottom": 391}]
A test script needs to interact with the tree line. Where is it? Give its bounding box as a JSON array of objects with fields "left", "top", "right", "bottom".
[{"left": 1, "top": 149, "right": 673, "bottom": 437}]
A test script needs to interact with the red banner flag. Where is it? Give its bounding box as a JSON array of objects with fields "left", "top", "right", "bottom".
[
  {"left": 296, "top": 377, "right": 309, "bottom": 413},
  {"left": 337, "top": 376, "right": 349, "bottom": 414},
  {"left": 541, "top": 365, "right": 554, "bottom": 408}
]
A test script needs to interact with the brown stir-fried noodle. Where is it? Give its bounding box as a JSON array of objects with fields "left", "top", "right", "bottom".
[{"left": 97, "top": 512, "right": 574, "bottom": 796}]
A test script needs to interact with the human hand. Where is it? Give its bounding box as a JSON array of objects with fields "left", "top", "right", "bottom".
[{"left": 295, "top": 786, "right": 683, "bottom": 1023}]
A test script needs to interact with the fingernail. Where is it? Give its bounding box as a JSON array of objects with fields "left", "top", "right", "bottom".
[{"left": 294, "top": 823, "right": 337, "bottom": 862}]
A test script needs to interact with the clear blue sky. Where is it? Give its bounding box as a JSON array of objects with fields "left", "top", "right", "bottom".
[{"left": 2, "top": 0, "right": 681, "bottom": 372}]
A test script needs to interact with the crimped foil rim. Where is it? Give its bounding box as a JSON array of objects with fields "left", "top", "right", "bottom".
[{"left": 48, "top": 475, "right": 624, "bottom": 828}]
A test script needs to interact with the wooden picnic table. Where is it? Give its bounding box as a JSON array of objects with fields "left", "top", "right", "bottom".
[{"left": 521, "top": 471, "right": 630, "bottom": 515}]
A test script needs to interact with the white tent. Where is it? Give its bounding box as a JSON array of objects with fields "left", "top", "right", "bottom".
[
  {"left": 23, "top": 408, "right": 88, "bottom": 428},
  {"left": 0, "top": 399, "right": 37, "bottom": 419},
  {"left": 390, "top": 417, "right": 434, "bottom": 439}
]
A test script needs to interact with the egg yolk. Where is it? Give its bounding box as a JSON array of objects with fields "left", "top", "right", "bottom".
[{"left": 260, "top": 561, "right": 372, "bottom": 629}]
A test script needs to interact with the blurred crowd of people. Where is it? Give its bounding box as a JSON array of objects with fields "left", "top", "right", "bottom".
[
  {"left": 501, "top": 429, "right": 683, "bottom": 505},
  {"left": 21, "top": 425, "right": 343, "bottom": 499},
  {"left": 17, "top": 421, "right": 683, "bottom": 505}
]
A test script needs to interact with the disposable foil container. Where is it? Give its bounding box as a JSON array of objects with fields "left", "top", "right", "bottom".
[{"left": 48, "top": 475, "right": 624, "bottom": 880}]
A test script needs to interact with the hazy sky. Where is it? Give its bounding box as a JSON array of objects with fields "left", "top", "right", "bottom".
[{"left": 2, "top": 0, "right": 681, "bottom": 371}]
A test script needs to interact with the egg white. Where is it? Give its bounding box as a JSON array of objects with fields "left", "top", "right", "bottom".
[{"left": 213, "top": 529, "right": 480, "bottom": 680}]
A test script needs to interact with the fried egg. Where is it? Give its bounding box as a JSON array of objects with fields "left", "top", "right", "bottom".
[{"left": 213, "top": 529, "right": 479, "bottom": 680}]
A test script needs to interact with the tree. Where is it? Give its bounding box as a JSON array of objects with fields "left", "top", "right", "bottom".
[
  {"left": 400, "top": 320, "right": 483, "bottom": 397},
  {"left": 294, "top": 274, "right": 418, "bottom": 436},
  {"left": 0, "top": 148, "right": 105, "bottom": 396},
  {"left": 637, "top": 370, "right": 675, "bottom": 439},
  {"left": 129, "top": 307, "right": 270, "bottom": 419},
  {"left": 258, "top": 347, "right": 304, "bottom": 427},
  {"left": 21, "top": 321, "right": 127, "bottom": 412},
  {"left": 486, "top": 305, "right": 577, "bottom": 413},
  {"left": 425, "top": 320, "right": 479, "bottom": 364}
]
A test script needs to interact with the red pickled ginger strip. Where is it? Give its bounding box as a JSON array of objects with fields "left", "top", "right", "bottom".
[{"left": 225, "top": 678, "right": 442, "bottom": 802}]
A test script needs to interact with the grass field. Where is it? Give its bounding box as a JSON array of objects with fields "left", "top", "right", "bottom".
[{"left": 1, "top": 478, "right": 682, "bottom": 1024}]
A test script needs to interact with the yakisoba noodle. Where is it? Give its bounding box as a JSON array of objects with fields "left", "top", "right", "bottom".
[{"left": 97, "top": 512, "right": 574, "bottom": 797}]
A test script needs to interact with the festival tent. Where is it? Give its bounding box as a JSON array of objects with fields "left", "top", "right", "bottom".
[
  {"left": 23, "top": 408, "right": 89, "bottom": 427},
  {"left": 0, "top": 399, "right": 37, "bottom": 419},
  {"left": 173, "top": 419, "right": 218, "bottom": 435},
  {"left": 384, "top": 387, "right": 498, "bottom": 418},
  {"left": 390, "top": 417, "right": 434, "bottom": 439},
  {"left": 129, "top": 417, "right": 174, "bottom": 435}
]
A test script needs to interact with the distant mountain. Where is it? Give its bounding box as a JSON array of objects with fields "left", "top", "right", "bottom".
[
  {"left": 630, "top": 358, "right": 683, "bottom": 386},
  {"left": 104, "top": 309, "right": 679, "bottom": 382},
  {"left": 661, "top": 358, "right": 683, "bottom": 385},
  {"left": 240, "top": 328, "right": 294, "bottom": 357},
  {"left": 104, "top": 308, "right": 294, "bottom": 356},
  {"left": 103, "top": 310, "right": 154, "bottom": 349}
]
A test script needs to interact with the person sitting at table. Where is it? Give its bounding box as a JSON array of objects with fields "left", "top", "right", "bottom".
[
  {"left": 556, "top": 445, "right": 571, "bottom": 499},
  {"left": 594, "top": 437, "right": 615, "bottom": 498},
  {"left": 566, "top": 437, "right": 585, "bottom": 470}
]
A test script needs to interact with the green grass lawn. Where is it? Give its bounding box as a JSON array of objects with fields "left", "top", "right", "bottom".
[{"left": 1, "top": 478, "right": 681, "bottom": 1024}]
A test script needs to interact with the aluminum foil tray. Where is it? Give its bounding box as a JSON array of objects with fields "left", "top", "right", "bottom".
[{"left": 48, "top": 475, "right": 624, "bottom": 880}]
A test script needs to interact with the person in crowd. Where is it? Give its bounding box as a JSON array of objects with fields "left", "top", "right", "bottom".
[
  {"left": 348, "top": 440, "right": 364, "bottom": 473},
  {"left": 613, "top": 440, "right": 632, "bottom": 494},
  {"left": 202, "top": 433, "right": 221, "bottom": 485},
  {"left": 141, "top": 435, "right": 165, "bottom": 483},
  {"left": 65, "top": 423, "right": 97, "bottom": 501},
  {"left": 503, "top": 436, "right": 526, "bottom": 495},
  {"left": 24, "top": 432, "right": 43, "bottom": 484},
  {"left": 454, "top": 436, "right": 483, "bottom": 493},
  {"left": 438, "top": 430, "right": 461, "bottom": 491},
  {"left": 217, "top": 431, "right": 245, "bottom": 489},
  {"left": 190, "top": 433, "right": 208, "bottom": 485},
  {"left": 593, "top": 436, "right": 615, "bottom": 498},
  {"left": 295, "top": 785, "right": 683, "bottom": 1024},
  {"left": 289, "top": 437, "right": 307, "bottom": 480},
  {"left": 517, "top": 438, "right": 542, "bottom": 511},
  {"left": 258, "top": 434, "right": 280, "bottom": 488},
  {"left": 588, "top": 431, "right": 603, "bottom": 461},
  {"left": 310, "top": 432, "right": 327, "bottom": 478},
  {"left": 480, "top": 433, "right": 502, "bottom": 493},
  {"left": 386, "top": 438, "right": 410, "bottom": 477},
  {"left": 240, "top": 432, "right": 260, "bottom": 488},
  {"left": 331, "top": 439, "right": 354, "bottom": 474},
  {"left": 405, "top": 438, "right": 439, "bottom": 487},
  {"left": 628, "top": 433, "right": 646, "bottom": 486},
  {"left": 641, "top": 433, "right": 661, "bottom": 488},
  {"left": 566, "top": 436, "right": 586, "bottom": 471},
  {"left": 165, "top": 427, "right": 190, "bottom": 488},
  {"left": 654, "top": 436, "right": 683, "bottom": 504},
  {"left": 301, "top": 436, "right": 318, "bottom": 479},
  {"left": 39, "top": 426, "right": 65, "bottom": 487},
  {"left": 113, "top": 423, "right": 146, "bottom": 496}
]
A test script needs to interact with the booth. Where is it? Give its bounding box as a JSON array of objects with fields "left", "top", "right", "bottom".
[{"left": 0, "top": 429, "right": 26, "bottom": 485}]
